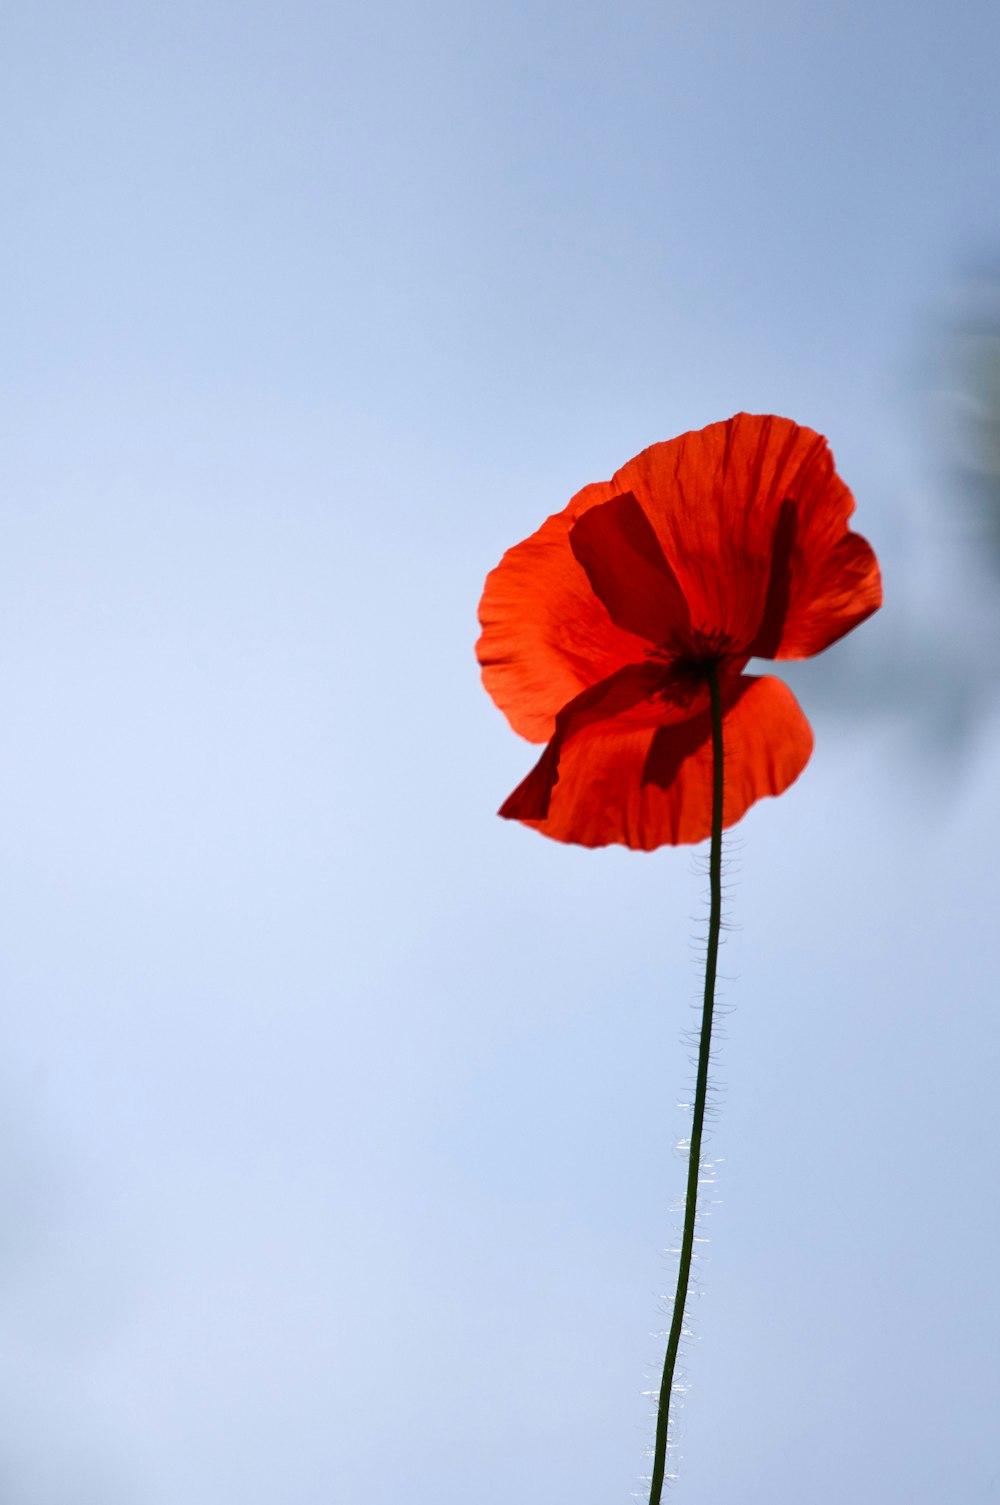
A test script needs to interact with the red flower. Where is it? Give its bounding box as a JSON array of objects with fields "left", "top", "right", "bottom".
[{"left": 477, "top": 413, "right": 882, "bottom": 848}]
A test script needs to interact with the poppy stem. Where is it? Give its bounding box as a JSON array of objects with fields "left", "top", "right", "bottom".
[{"left": 647, "top": 661, "right": 724, "bottom": 1504}]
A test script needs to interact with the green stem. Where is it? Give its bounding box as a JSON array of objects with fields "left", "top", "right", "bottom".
[{"left": 648, "top": 662, "right": 724, "bottom": 1505}]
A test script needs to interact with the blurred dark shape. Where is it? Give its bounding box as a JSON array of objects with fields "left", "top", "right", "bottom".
[
  {"left": 952, "top": 272, "right": 1000, "bottom": 565},
  {"left": 759, "top": 268, "right": 1000, "bottom": 785}
]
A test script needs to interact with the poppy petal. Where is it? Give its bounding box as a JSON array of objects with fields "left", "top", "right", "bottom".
[
  {"left": 753, "top": 527, "right": 882, "bottom": 660},
  {"left": 500, "top": 672, "right": 813, "bottom": 849},
  {"left": 498, "top": 659, "right": 702, "bottom": 826},
  {"left": 567, "top": 491, "right": 692, "bottom": 643},
  {"left": 606, "top": 413, "right": 882, "bottom": 658},
  {"left": 477, "top": 496, "right": 653, "bottom": 743}
]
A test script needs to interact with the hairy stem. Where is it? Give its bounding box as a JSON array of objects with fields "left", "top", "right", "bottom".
[{"left": 648, "top": 662, "right": 724, "bottom": 1504}]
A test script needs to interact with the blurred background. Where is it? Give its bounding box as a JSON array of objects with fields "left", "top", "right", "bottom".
[{"left": 1, "top": 1, "right": 999, "bottom": 1501}]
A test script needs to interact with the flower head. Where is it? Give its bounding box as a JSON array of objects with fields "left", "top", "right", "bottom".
[{"left": 477, "top": 413, "right": 882, "bottom": 848}]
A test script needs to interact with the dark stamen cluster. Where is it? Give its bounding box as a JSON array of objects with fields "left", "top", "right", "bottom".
[{"left": 644, "top": 628, "right": 740, "bottom": 707}]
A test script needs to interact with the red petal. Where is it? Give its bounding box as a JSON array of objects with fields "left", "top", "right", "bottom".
[
  {"left": 757, "top": 528, "right": 881, "bottom": 660},
  {"left": 567, "top": 492, "right": 691, "bottom": 643},
  {"left": 500, "top": 673, "right": 813, "bottom": 849},
  {"left": 607, "top": 414, "right": 882, "bottom": 658},
  {"left": 476, "top": 488, "right": 651, "bottom": 743}
]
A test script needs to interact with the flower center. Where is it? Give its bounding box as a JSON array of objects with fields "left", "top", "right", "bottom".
[
  {"left": 647, "top": 626, "right": 734, "bottom": 670},
  {"left": 645, "top": 628, "right": 742, "bottom": 706}
]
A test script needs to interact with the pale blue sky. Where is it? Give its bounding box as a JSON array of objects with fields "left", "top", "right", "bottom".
[{"left": 1, "top": 2, "right": 999, "bottom": 1502}]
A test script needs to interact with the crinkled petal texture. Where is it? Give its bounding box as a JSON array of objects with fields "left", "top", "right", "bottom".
[
  {"left": 477, "top": 413, "right": 882, "bottom": 743},
  {"left": 603, "top": 413, "right": 882, "bottom": 659},
  {"left": 478, "top": 413, "right": 880, "bottom": 847},
  {"left": 476, "top": 482, "right": 654, "bottom": 743},
  {"left": 500, "top": 674, "right": 814, "bottom": 849}
]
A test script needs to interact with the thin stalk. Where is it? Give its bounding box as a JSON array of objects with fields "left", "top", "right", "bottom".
[{"left": 648, "top": 662, "right": 725, "bottom": 1505}]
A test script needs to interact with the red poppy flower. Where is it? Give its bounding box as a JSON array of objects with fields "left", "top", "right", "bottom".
[{"left": 477, "top": 413, "right": 882, "bottom": 848}]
